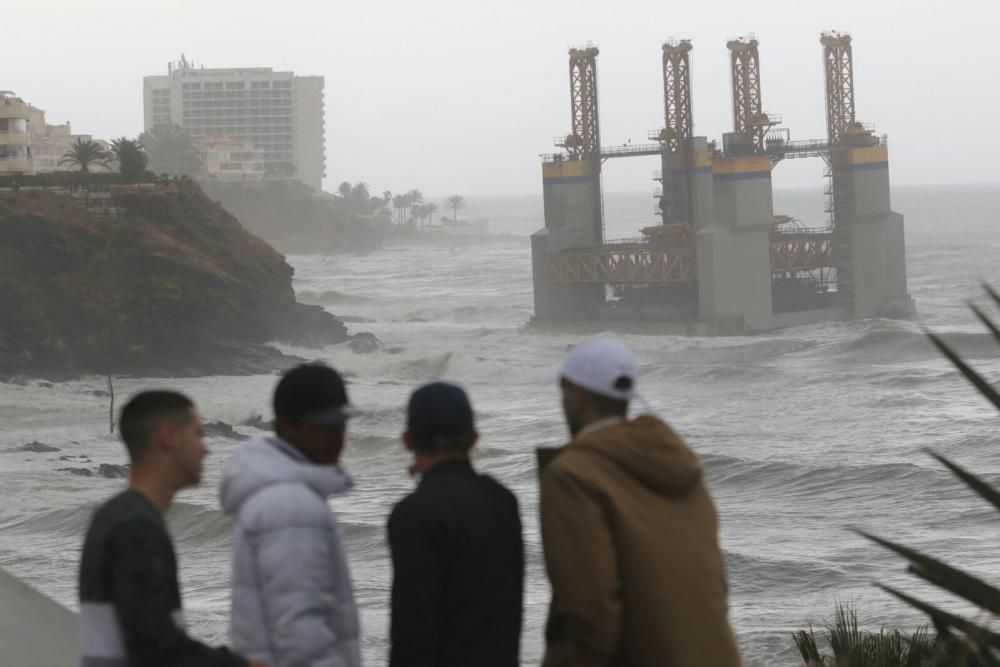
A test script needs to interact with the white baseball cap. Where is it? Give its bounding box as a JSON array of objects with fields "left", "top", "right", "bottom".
[{"left": 543, "top": 337, "right": 639, "bottom": 401}]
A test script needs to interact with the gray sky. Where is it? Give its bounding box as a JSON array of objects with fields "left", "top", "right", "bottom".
[{"left": 6, "top": 0, "right": 996, "bottom": 196}]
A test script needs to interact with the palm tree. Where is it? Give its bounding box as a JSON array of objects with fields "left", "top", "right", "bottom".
[
  {"left": 352, "top": 182, "right": 370, "bottom": 200},
  {"left": 109, "top": 138, "right": 148, "bottom": 182},
  {"left": 138, "top": 124, "right": 203, "bottom": 176},
  {"left": 446, "top": 195, "right": 466, "bottom": 225},
  {"left": 59, "top": 138, "right": 111, "bottom": 174},
  {"left": 405, "top": 189, "right": 423, "bottom": 225},
  {"left": 426, "top": 202, "right": 439, "bottom": 226},
  {"left": 392, "top": 194, "right": 407, "bottom": 225}
]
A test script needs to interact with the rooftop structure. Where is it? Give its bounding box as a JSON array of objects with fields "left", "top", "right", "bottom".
[{"left": 143, "top": 56, "right": 326, "bottom": 190}]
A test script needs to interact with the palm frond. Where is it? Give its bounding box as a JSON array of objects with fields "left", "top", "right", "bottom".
[
  {"left": 925, "top": 451, "right": 1000, "bottom": 514},
  {"left": 923, "top": 330, "right": 1000, "bottom": 411},
  {"left": 857, "top": 529, "right": 1000, "bottom": 614},
  {"left": 877, "top": 584, "right": 1000, "bottom": 651}
]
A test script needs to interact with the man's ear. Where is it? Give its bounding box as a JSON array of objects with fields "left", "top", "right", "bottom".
[{"left": 148, "top": 420, "right": 173, "bottom": 455}]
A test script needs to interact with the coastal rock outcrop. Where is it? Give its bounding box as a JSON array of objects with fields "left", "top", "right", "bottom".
[{"left": 0, "top": 182, "right": 352, "bottom": 376}]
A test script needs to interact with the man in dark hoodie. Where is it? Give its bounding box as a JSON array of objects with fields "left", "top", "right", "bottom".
[
  {"left": 539, "top": 337, "right": 741, "bottom": 667},
  {"left": 388, "top": 382, "right": 523, "bottom": 666}
]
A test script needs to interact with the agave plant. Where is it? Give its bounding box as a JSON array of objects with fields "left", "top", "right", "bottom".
[
  {"left": 793, "top": 603, "right": 936, "bottom": 666},
  {"left": 857, "top": 284, "right": 1000, "bottom": 665}
]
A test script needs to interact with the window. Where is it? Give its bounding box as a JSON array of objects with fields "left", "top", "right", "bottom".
[
  {"left": 0, "top": 118, "right": 28, "bottom": 134},
  {"left": 0, "top": 145, "right": 29, "bottom": 159},
  {"left": 251, "top": 81, "right": 270, "bottom": 89},
  {"left": 226, "top": 81, "right": 245, "bottom": 90}
]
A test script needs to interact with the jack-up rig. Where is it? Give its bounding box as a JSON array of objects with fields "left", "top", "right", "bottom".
[{"left": 531, "top": 33, "right": 915, "bottom": 334}]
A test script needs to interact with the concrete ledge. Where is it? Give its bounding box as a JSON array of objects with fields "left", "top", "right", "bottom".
[{"left": 0, "top": 566, "right": 78, "bottom": 666}]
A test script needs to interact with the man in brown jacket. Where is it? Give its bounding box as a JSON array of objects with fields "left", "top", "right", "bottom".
[{"left": 539, "top": 337, "right": 741, "bottom": 667}]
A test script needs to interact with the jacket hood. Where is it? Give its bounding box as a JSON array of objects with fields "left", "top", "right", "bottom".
[
  {"left": 573, "top": 415, "right": 702, "bottom": 497},
  {"left": 220, "top": 435, "right": 354, "bottom": 514}
]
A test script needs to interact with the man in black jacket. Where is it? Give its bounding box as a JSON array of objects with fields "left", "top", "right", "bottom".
[
  {"left": 388, "top": 382, "right": 524, "bottom": 667},
  {"left": 78, "top": 391, "right": 263, "bottom": 667}
]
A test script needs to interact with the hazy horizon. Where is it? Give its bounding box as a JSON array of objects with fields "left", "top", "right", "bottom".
[{"left": 6, "top": 0, "right": 996, "bottom": 196}]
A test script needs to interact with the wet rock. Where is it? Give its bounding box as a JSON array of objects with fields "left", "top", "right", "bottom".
[
  {"left": 240, "top": 414, "right": 272, "bottom": 431},
  {"left": 203, "top": 421, "right": 245, "bottom": 440},
  {"left": 97, "top": 463, "right": 129, "bottom": 479},
  {"left": 36, "top": 381, "right": 54, "bottom": 389},
  {"left": 7, "top": 441, "right": 60, "bottom": 453},
  {"left": 89, "top": 389, "right": 111, "bottom": 398},
  {"left": 348, "top": 332, "right": 381, "bottom": 354},
  {"left": 62, "top": 467, "right": 93, "bottom": 477}
]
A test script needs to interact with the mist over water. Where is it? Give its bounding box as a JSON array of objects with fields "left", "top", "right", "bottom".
[{"left": 1, "top": 184, "right": 999, "bottom": 665}]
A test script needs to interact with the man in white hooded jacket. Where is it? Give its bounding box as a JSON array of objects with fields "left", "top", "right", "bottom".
[{"left": 221, "top": 363, "right": 361, "bottom": 667}]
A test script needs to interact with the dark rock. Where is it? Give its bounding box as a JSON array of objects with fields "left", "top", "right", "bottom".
[
  {"left": 203, "top": 421, "right": 245, "bottom": 440},
  {"left": 348, "top": 332, "right": 381, "bottom": 354},
  {"left": 97, "top": 463, "right": 129, "bottom": 479},
  {"left": 7, "top": 441, "right": 60, "bottom": 453},
  {"left": 37, "top": 381, "right": 54, "bottom": 389},
  {"left": 239, "top": 414, "right": 272, "bottom": 431},
  {"left": 62, "top": 467, "right": 93, "bottom": 477},
  {"left": 89, "top": 389, "right": 112, "bottom": 398}
]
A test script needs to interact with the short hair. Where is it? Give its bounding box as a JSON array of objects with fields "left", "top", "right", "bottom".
[
  {"left": 411, "top": 432, "right": 476, "bottom": 456},
  {"left": 585, "top": 388, "right": 629, "bottom": 418},
  {"left": 119, "top": 391, "right": 194, "bottom": 461}
]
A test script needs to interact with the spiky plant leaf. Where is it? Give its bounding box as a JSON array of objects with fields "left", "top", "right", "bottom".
[
  {"left": 983, "top": 283, "right": 1000, "bottom": 312},
  {"left": 856, "top": 529, "right": 1000, "bottom": 614},
  {"left": 792, "top": 627, "right": 823, "bottom": 664},
  {"left": 923, "top": 331, "right": 1000, "bottom": 411},
  {"left": 925, "top": 451, "right": 1000, "bottom": 515},
  {"left": 878, "top": 584, "right": 1000, "bottom": 651},
  {"left": 970, "top": 305, "right": 1000, "bottom": 348}
]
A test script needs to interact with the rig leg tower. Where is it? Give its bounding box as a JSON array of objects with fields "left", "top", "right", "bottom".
[
  {"left": 532, "top": 45, "right": 606, "bottom": 320},
  {"left": 822, "top": 32, "right": 912, "bottom": 319}
]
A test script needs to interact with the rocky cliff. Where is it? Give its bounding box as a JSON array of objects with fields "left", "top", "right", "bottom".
[{"left": 0, "top": 182, "right": 351, "bottom": 376}]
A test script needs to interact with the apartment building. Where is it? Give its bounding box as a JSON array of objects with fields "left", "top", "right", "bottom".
[
  {"left": 0, "top": 91, "right": 33, "bottom": 175},
  {"left": 143, "top": 56, "right": 326, "bottom": 190}
]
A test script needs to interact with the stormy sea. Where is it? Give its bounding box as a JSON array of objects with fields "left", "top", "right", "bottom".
[{"left": 1, "top": 183, "right": 999, "bottom": 665}]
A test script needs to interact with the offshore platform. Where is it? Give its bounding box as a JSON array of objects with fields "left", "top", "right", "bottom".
[{"left": 531, "top": 33, "right": 915, "bottom": 334}]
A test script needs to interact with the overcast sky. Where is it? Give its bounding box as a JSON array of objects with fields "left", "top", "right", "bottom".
[{"left": 6, "top": 0, "right": 996, "bottom": 196}]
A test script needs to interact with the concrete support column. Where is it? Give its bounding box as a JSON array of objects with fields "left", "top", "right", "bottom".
[
  {"left": 839, "top": 145, "right": 914, "bottom": 318},
  {"left": 696, "top": 154, "right": 775, "bottom": 332}
]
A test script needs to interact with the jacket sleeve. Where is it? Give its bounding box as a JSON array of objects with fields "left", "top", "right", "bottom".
[
  {"left": 251, "top": 499, "right": 348, "bottom": 667},
  {"left": 387, "top": 500, "right": 443, "bottom": 667},
  {"left": 108, "top": 519, "right": 247, "bottom": 667},
  {"left": 540, "top": 462, "right": 622, "bottom": 667}
]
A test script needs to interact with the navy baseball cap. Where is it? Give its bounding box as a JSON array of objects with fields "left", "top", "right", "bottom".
[
  {"left": 273, "top": 363, "right": 359, "bottom": 425},
  {"left": 406, "top": 382, "right": 475, "bottom": 442}
]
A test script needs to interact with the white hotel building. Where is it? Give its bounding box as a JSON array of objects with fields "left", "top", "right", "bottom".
[{"left": 143, "top": 57, "right": 326, "bottom": 190}]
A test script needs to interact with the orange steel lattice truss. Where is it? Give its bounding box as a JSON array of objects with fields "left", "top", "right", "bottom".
[
  {"left": 545, "top": 244, "right": 697, "bottom": 285},
  {"left": 770, "top": 230, "right": 834, "bottom": 273},
  {"left": 545, "top": 231, "right": 835, "bottom": 286},
  {"left": 561, "top": 46, "right": 601, "bottom": 157},
  {"left": 821, "top": 32, "right": 855, "bottom": 145},
  {"left": 660, "top": 40, "right": 693, "bottom": 154},
  {"left": 727, "top": 36, "right": 777, "bottom": 153}
]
